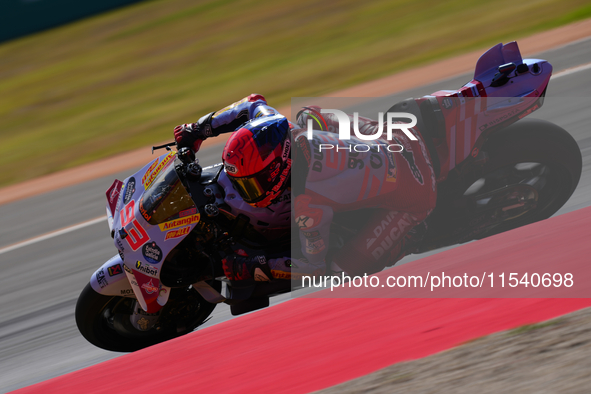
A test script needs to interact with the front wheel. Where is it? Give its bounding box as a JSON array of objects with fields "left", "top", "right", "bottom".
[{"left": 75, "top": 281, "right": 220, "bottom": 352}]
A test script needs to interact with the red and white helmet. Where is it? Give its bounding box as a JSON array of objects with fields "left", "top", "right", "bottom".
[{"left": 222, "top": 114, "right": 291, "bottom": 208}]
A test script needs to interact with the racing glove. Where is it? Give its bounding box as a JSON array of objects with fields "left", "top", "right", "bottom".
[{"left": 173, "top": 112, "right": 215, "bottom": 153}]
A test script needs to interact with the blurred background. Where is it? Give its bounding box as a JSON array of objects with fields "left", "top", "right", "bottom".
[
  {"left": 1, "top": 0, "right": 591, "bottom": 187},
  {"left": 2, "top": 1, "right": 591, "bottom": 392}
]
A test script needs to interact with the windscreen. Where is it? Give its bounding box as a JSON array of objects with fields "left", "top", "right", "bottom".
[{"left": 139, "top": 162, "right": 195, "bottom": 225}]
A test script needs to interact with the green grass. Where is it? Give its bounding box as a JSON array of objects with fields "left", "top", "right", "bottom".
[
  {"left": 508, "top": 318, "right": 566, "bottom": 335},
  {"left": 1, "top": 0, "right": 590, "bottom": 186}
]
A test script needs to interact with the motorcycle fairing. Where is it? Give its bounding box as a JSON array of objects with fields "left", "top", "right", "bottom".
[
  {"left": 106, "top": 179, "right": 124, "bottom": 236},
  {"left": 89, "top": 255, "right": 135, "bottom": 297},
  {"left": 474, "top": 41, "right": 522, "bottom": 81},
  {"left": 109, "top": 152, "right": 200, "bottom": 313},
  {"left": 426, "top": 42, "right": 552, "bottom": 176},
  {"left": 473, "top": 42, "right": 551, "bottom": 100}
]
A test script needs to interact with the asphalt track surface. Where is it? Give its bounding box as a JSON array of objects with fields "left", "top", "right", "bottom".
[
  {"left": 13, "top": 206, "right": 591, "bottom": 393},
  {"left": 1, "top": 39, "right": 590, "bottom": 392}
]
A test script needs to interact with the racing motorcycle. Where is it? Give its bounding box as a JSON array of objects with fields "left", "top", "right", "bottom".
[
  {"left": 331, "top": 41, "right": 581, "bottom": 255},
  {"left": 384, "top": 41, "right": 581, "bottom": 252},
  {"left": 75, "top": 146, "right": 293, "bottom": 352},
  {"left": 76, "top": 41, "right": 582, "bottom": 352}
]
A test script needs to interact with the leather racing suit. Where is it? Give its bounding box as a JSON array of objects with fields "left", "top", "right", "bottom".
[
  {"left": 293, "top": 108, "right": 437, "bottom": 276},
  {"left": 182, "top": 94, "right": 436, "bottom": 279}
]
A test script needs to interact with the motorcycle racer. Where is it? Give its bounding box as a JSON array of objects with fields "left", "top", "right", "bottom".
[
  {"left": 174, "top": 94, "right": 436, "bottom": 280},
  {"left": 292, "top": 107, "right": 437, "bottom": 275},
  {"left": 174, "top": 94, "right": 296, "bottom": 281}
]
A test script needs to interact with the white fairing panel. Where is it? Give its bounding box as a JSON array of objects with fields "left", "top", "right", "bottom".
[{"left": 89, "top": 255, "right": 134, "bottom": 297}]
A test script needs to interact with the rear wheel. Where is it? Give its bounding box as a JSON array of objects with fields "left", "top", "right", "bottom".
[
  {"left": 449, "top": 118, "right": 582, "bottom": 241},
  {"left": 75, "top": 281, "right": 220, "bottom": 352},
  {"left": 419, "top": 119, "right": 582, "bottom": 250},
  {"left": 468, "top": 118, "right": 581, "bottom": 237}
]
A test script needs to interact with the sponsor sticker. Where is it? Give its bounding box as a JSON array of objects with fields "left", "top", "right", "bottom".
[
  {"left": 96, "top": 269, "right": 108, "bottom": 288},
  {"left": 141, "top": 279, "right": 159, "bottom": 295},
  {"left": 123, "top": 177, "right": 136, "bottom": 204},
  {"left": 159, "top": 214, "right": 200, "bottom": 231},
  {"left": 225, "top": 164, "right": 238, "bottom": 174},
  {"left": 108, "top": 184, "right": 121, "bottom": 206},
  {"left": 116, "top": 237, "right": 126, "bottom": 260},
  {"left": 385, "top": 149, "right": 397, "bottom": 183},
  {"left": 296, "top": 215, "right": 314, "bottom": 229},
  {"left": 139, "top": 200, "right": 152, "bottom": 222},
  {"left": 305, "top": 238, "right": 325, "bottom": 255},
  {"left": 164, "top": 225, "right": 191, "bottom": 241},
  {"left": 282, "top": 139, "right": 291, "bottom": 160},
  {"left": 179, "top": 207, "right": 197, "bottom": 218},
  {"left": 294, "top": 195, "right": 323, "bottom": 230},
  {"left": 106, "top": 180, "right": 124, "bottom": 217},
  {"left": 142, "top": 242, "right": 162, "bottom": 264},
  {"left": 518, "top": 104, "right": 539, "bottom": 119},
  {"left": 142, "top": 159, "right": 160, "bottom": 185},
  {"left": 135, "top": 261, "right": 159, "bottom": 276},
  {"left": 269, "top": 162, "right": 281, "bottom": 179},
  {"left": 142, "top": 152, "right": 175, "bottom": 190},
  {"left": 442, "top": 97, "right": 454, "bottom": 109},
  {"left": 107, "top": 264, "right": 123, "bottom": 277}
]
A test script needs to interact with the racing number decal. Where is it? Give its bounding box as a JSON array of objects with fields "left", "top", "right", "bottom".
[
  {"left": 120, "top": 201, "right": 149, "bottom": 251},
  {"left": 126, "top": 220, "right": 149, "bottom": 251},
  {"left": 120, "top": 200, "right": 135, "bottom": 227}
]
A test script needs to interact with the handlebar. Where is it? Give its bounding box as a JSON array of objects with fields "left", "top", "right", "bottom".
[{"left": 151, "top": 141, "right": 177, "bottom": 154}]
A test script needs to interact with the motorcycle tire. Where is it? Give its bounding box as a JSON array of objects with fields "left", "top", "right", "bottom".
[
  {"left": 463, "top": 118, "right": 582, "bottom": 239},
  {"left": 75, "top": 281, "right": 220, "bottom": 352}
]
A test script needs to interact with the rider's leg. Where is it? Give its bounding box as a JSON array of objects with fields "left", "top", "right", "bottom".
[{"left": 332, "top": 209, "right": 426, "bottom": 276}]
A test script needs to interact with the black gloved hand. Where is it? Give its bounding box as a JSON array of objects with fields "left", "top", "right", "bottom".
[
  {"left": 173, "top": 123, "right": 202, "bottom": 152},
  {"left": 173, "top": 112, "right": 214, "bottom": 152}
]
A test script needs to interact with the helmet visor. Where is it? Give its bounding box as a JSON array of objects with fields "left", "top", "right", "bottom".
[{"left": 228, "top": 158, "right": 282, "bottom": 204}]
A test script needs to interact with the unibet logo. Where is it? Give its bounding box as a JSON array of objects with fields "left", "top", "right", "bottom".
[
  {"left": 158, "top": 214, "right": 200, "bottom": 231},
  {"left": 135, "top": 261, "right": 158, "bottom": 276}
]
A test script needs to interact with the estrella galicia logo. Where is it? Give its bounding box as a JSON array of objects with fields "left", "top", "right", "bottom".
[
  {"left": 123, "top": 177, "right": 136, "bottom": 204},
  {"left": 142, "top": 242, "right": 162, "bottom": 264}
]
